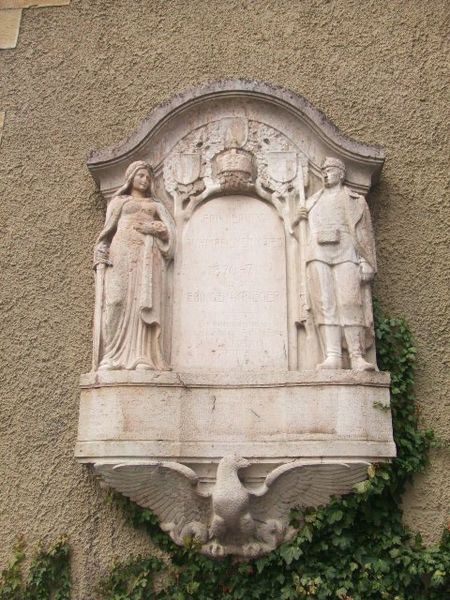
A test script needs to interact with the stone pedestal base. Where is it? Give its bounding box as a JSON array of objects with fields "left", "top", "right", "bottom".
[
  {"left": 76, "top": 369, "right": 395, "bottom": 479},
  {"left": 76, "top": 369, "right": 395, "bottom": 557}
]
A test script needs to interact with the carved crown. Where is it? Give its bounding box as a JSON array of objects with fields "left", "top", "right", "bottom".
[{"left": 213, "top": 148, "right": 254, "bottom": 192}]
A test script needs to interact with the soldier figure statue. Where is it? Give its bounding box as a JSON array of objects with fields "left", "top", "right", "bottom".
[{"left": 294, "top": 157, "right": 377, "bottom": 371}]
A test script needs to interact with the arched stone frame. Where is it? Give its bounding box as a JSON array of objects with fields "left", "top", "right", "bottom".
[
  {"left": 87, "top": 80, "right": 384, "bottom": 197},
  {"left": 87, "top": 80, "right": 384, "bottom": 371}
]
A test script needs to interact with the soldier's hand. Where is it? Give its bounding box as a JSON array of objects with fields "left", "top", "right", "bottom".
[
  {"left": 360, "top": 262, "right": 375, "bottom": 282},
  {"left": 292, "top": 206, "right": 308, "bottom": 226}
]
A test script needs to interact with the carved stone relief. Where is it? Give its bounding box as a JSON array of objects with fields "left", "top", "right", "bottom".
[
  {"left": 96, "top": 458, "right": 368, "bottom": 559},
  {"left": 77, "top": 80, "right": 395, "bottom": 558},
  {"left": 173, "top": 195, "right": 288, "bottom": 371},
  {"left": 92, "top": 161, "right": 175, "bottom": 372},
  {"left": 163, "top": 116, "right": 377, "bottom": 372}
]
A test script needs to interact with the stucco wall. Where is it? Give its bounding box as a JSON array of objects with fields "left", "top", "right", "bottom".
[{"left": 0, "top": 0, "right": 448, "bottom": 596}]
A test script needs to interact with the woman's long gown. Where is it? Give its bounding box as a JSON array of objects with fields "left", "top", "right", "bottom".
[{"left": 97, "top": 195, "right": 174, "bottom": 370}]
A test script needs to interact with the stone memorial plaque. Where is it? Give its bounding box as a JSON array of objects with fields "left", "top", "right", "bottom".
[
  {"left": 77, "top": 80, "right": 396, "bottom": 559},
  {"left": 173, "top": 196, "right": 288, "bottom": 371}
]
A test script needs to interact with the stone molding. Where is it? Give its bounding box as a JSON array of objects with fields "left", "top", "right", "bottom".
[
  {"left": 0, "top": 8, "right": 21, "bottom": 48},
  {"left": 0, "top": 1, "right": 69, "bottom": 8},
  {"left": 87, "top": 80, "right": 385, "bottom": 198},
  {"left": 76, "top": 370, "right": 395, "bottom": 464},
  {"left": 0, "top": 0, "right": 70, "bottom": 49},
  {"left": 0, "top": 112, "right": 5, "bottom": 147}
]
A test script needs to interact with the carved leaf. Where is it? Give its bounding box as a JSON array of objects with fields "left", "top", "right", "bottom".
[
  {"left": 95, "top": 462, "right": 211, "bottom": 532},
  {"left": 250, "top": 462, "right": 369, "bottom": 523}
]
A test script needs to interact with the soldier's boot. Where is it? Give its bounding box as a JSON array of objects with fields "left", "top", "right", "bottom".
[
  {"left": 318, "top": 325, "right": 342, "bottom": 369},
  {"left": 345, "top": 326, "right": 375, "bottom": 371}
]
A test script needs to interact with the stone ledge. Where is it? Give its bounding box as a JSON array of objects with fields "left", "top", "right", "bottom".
[
  {"left": 0, "top": 112, "right": 5, "bottom": 147},
  {"left": 80, "top": 369, "right": 391, "bottom": 388},
  {"left": 77, "top": 372, "right": 395, "bottom": 466},
  {"left": 76, "top": 440, "right": 397, "bottom": 463},
  {"left": 0, "top": 1, "right": 69, "bottom": 8},
  {"left": 0, "top": 9, "right": 21, "bottom": 49},
  {"left": 0, "top": 1, "right": 70, "bottom": 50}
]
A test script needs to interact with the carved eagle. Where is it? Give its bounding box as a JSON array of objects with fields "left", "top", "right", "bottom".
[{"left": 95, "top": 457, "right": 369, "bottom": 558}]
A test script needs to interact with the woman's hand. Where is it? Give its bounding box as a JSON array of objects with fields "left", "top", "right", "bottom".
[
  {"left": 94, "top": 242, "right": 112, "bottom": 267},
  {"left": 135, "top": 221, "right": 168, "bottom": 240}
]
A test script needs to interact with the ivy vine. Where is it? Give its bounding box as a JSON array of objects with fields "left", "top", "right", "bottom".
[
  {"left": 0, "top": 538, "right": 70, "bottom": 600},
  {"left": 98, "top": 303, "right": 450, "bottom": 600},
  {"left": 1, "top": 305, "right": 449, "bottom": 599}
]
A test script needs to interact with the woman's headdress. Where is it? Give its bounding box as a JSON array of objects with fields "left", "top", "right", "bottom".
[{"left": 115, "top": 160, "right": 153, "bottom": 197}]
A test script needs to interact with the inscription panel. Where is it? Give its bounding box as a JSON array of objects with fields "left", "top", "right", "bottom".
[{"left": 173, "top": 196, "right": 288, "bottom": 370}]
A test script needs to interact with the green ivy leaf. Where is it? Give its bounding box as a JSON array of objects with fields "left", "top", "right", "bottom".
[{"left": 4, "top": 304, "right": 449, "bottom": 600}]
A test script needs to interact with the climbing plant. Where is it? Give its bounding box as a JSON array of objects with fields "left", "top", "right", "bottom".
[
  {"left": 1, "top": 304, "right": 449, "bottom": 600},
  {"left": 0, "top": 538, "right": 70, "bottom": 600},
  {"left": 97, "top": 302, "right": 450, "bottom": 600}
]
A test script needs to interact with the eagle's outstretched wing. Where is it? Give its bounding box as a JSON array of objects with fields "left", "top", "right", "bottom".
[
  {"left": 250, "top": 462, "right": 369, "bottom": 523},
  {"left": 95, "top": 461, "right": 211, "bottom": 538}
]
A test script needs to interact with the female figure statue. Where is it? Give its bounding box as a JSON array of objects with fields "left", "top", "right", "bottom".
[{"left": 93, "top": 161, "right": 175, "bottom": 371}]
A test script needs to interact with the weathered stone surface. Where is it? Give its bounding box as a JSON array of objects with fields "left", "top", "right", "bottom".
[
  {"left": 0, "top": 1, "right": 69, "bottom": 8},
  {"left": 173, "top": 195, "right": 288, "bottom": 371},
  {"left": 0, "top": 9, "right": 21, "bottom": 48},
  {"left": 88, "top": 80, "right": 384, "bottom": 199},
  {"left": 95, "top": 459, "right": 370, "bottom": 558},
  {"left": 295, "top": 157, "right": 378, "bottom": 372},
  {"left": 92, "top": 161, "right": 175, "bottom": 372},
  {"left": 77, "top": 370, "right": 394, "bottom": 463},
  {"left": 87, "top": 82, "right": 386, "bottom": 375},
  {"left": 79, "top": 81, "right": 395, "bottom": 557},
  {"left": 0, "top": 111, "right": 4, "bottom": 146}
]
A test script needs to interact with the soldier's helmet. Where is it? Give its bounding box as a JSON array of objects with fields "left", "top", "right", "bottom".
[{"left": 322, "top": 157, "right": 346, "bottom": 173}]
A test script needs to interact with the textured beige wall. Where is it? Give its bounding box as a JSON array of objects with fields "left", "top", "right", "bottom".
[{"left": 0, "top": 0, "right": 448, "bottom": 596}]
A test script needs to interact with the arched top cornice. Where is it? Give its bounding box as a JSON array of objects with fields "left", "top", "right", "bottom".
[{"left": 87, "top": 79, "right": 385, "bottom": 195}]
